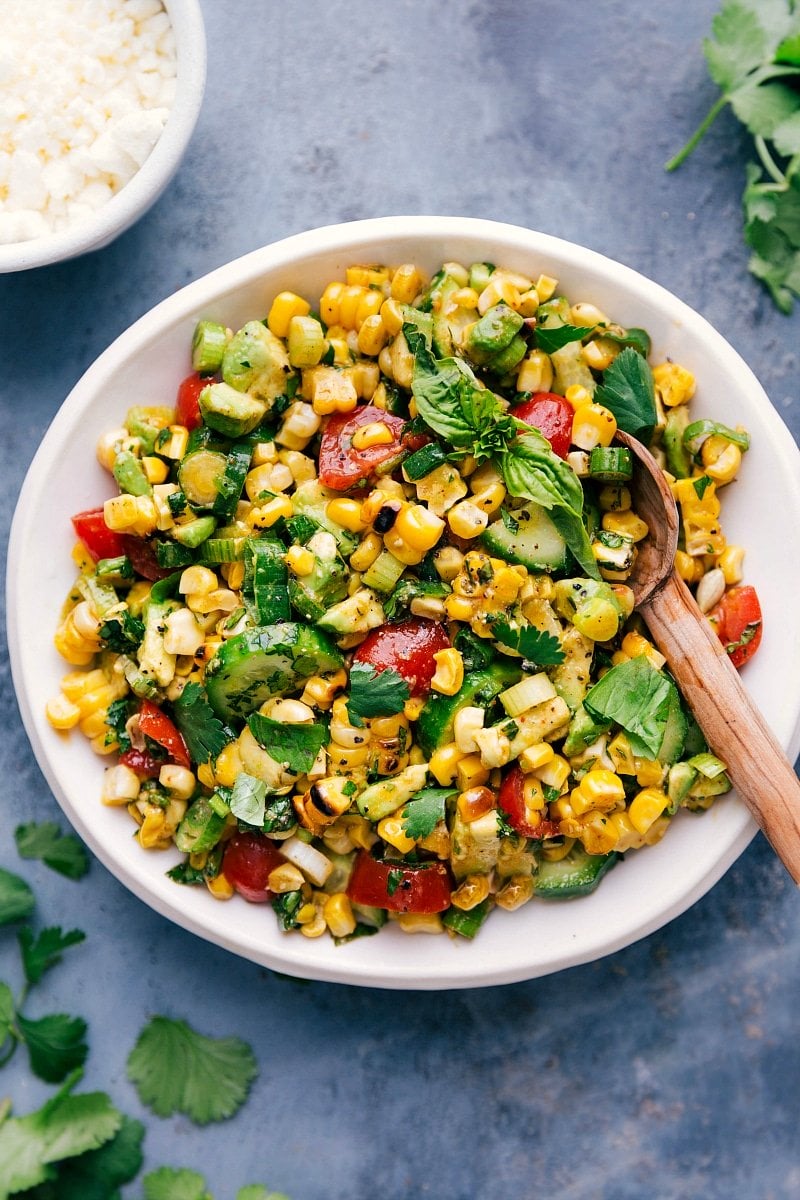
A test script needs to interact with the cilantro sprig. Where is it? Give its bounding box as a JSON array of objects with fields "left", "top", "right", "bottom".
[
  {"left": 667, "top": 0, "right": 800, "bottom": 311},
  {"left": 246, "top": 713, "right": 327, "bottom": 774},
  {"left": 492, "top": 620, "right": 565, "bottom": 667},
  {"left": 172, "top": 682, "right": 233, "bottom": 765},
  {"left": 14, "top": 823, "right": 89, "bottom": 881},
  {"left": 346, "top": 662, "right": 410, "bottom": 727},
  {"left": 400, "top": 788, "right": 455, "bottom": 840}
]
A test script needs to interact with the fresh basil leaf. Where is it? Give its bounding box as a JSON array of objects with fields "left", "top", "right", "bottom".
[
  {"left": 229, "top": 772, "right": 268, "bottom": 826},
  {"left": 594, "top": 346, "right": 657, "bottom": 440},
  {"left": 246, "top": 715, "right": 327, "bottom": 774},
  {"left": 584, "top": 655, "right": 673, "bottom": 759},
  {"left": 533, "top": 323, "right": 588, "bottom": 355}
]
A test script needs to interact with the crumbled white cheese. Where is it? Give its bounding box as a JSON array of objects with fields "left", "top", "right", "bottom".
[{"left": 0, "top": 0, "right": 176, "bottom": 244}]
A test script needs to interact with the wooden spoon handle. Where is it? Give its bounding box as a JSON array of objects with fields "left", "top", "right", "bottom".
[{"left": 643, "top": 571, "right": 800, "bottom": 883}]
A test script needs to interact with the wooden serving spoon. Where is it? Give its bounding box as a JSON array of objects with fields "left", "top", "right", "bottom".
[{"left": 615, "top": 429, "right": 800, "bottom": 883}]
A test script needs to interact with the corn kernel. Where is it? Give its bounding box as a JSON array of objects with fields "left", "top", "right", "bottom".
[
  {"left": 450, "top": 873, "right": 491, "bottom": 910},
  {"left": 142, "top": 456, "right": 169, "bottom": 484},
  {"left": 430, "top": 648, "right": 465, "bottom": 696},
  {"left": 396, "top": 912, "right": 444, "bottom": 934},
  {"left": 635, "top": 758, "right": 666, "bottom": 788},
  {"left": 382, "top": 528, "right": 425, "bottom": 566},
  {"left": 572, "top": 403, "right": 617, "bottom": 451},
  {"left": 534, "top": 753, "right": 571, "bottom": 792},
  {"left": 628, "top": 787, "right": 669, "bottom": 834},
  {"left": 719, "top": 545, "right": 745, "bottom": 585},
  {"left": 564, "top": 384, "right": 593, "bottom": 411},
  {"left": 46, "top": 693, "right": 82, "bottom": 730},
  {"left": 518, "top": 742, "right": 555, "bottom": 773},
  {"left": 535, "top": 273, "right": 558, "bottom": 302},
  {"left": 326, "top": 497, "right": 367, "bottom": 533},
  {"left": 323, "top": 893, "right": 357, "bottom": 939},
  {"left": 286, "top": 545, "right": 316, "bottom": 576},
  {"left": 653, "top": 361, "right": 695, "bottom": 407},
  {"left": 456, "top": 754, "right": 491, "bottom": 791},
  {"left": 390, "top": 263, "right": 425, "bottom": 303},
  {"left": 247, "top": 494, "right": 294, "bottom": 528},
  {"left": 602, "top": 511, "right": 649, "bottom": 542},
  {"left": 207, "top": 873, "right": 235, "bottom": 900},
  {"left": 621, "top": 631, "right": 666, "bottom": 670},
  {"left": 447, "top": 500, "right": 489, "bottom": 540},
  {"left": 429, "top": 742, "right": 466, "bottom": 786},
  {"left": 704, "top": 441, "right": 742, "bottom": 485},
  {"left": 434, "top": 546, "right": 464, "bottom": 582},
  {"left": 516, "top": 349, "right": 553, "bottom": 394},
  {"left": 377, "top": 816, "right": 417, "bottom": 854},
  {"left": 101, "top": 764, "right": 141, "bottom": 805},
  {"left": 394, "top": 504, "right": 446, "bottom": 553},
  {"left": 268, "top": 291, "right": 311, "bottom": 338}
]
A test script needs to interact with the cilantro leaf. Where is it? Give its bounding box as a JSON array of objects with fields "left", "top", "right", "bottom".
[
  {"left": 127, "top": 1016, "right": 258, "bottom": 1124},
  {"left": 594, "top": 347, "right": 657, "bottom": 441},
  {"left": 0, "top": 867, "right": 35, "bottom": 925},
  {"left": 237, "top": 1188, "right": 292, "bottom": 1200},
  {"left": 246, "top": 714, "right": 327, "bottom": 774},
  {"left": 143, "top": 1167, "right": 212, "bottom": 1200},
  {"left": 704, "top": 0, "right": 772, "bottom": 90},
  {"left": 98, "top": 611, "right": 145, "bottom": 654},
  {"left": 172, "top": 682, "right": 232, "bottom": 765},
  {"left": 491, "top": 620, "right": 565, "bottom": 667},
  {"left": 18, "top": 1013, "right": 89, "bottom": 1083},
  {"left": 14, "top": 823, "right": 89, "bottom": 881},
  {"left": 28, "top": 1115, "right": 145, "bottom": 1200},
  {"left": 0, "top": 1079, "right": 122, "bottom": 1198},
  {"left": 229, "top": 772, "right": 267, "bottom": 826},
  {"left": 0, "top": 982, "right": 15, "bottom": 1052},
  {"left": 347, "top": 662, "right": 410, "bottom": 727},
  {"left": 532, "top": 323, "right": 588, "bottom": 355},
  {"left": 401, "top": 788, "right": 454, "bottom": 840},
  {"left": 18, "top": 926, "right": 86, "bottom": 986}
]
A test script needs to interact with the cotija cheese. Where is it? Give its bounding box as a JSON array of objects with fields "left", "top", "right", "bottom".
[{"left": 0, "top": 0, "right": 177, "bottom": 244}]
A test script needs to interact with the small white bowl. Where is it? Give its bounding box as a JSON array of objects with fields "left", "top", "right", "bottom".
[
  {"left": 9, "top": 217, "right": 800, "bottom": 989},
  {"left": 0, "top": 0, "right": 206, "bottom": 274}
]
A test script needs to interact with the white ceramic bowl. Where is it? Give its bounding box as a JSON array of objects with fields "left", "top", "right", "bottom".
[
  {"left": 9, "top": 217, "right": 800, "bottom": 989},
  {"left": 0, "top": 0, "right": 206, "bottom": 273}
]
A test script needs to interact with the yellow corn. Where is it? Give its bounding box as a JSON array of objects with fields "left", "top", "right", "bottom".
[
  {"left": 142, "top": 456, "right": 169, "bottom": 484},
  {"left": 347, "top": 264, "right": 390, "bottom": 288},
  {"left": 653, "top": 361, "right": 695, "bottom": 407},
  {"left": 574, "top": 768, "right": 626, "bottom": 814},
  {"left": 301, "top": 669, "right": 347, "bottom": 710},
  {"left": 284, "top": 545, "right": 315, "bottom": 577},
  {"left": 456, "top": 754, "right": 491, "bottom": 791},
  {"left": 675, "top": 550, "right": 704, "bottom": 583},
  {"left": 349, "top": 532, "right": 382, "bottom": 573},
  {"left": 377, "top": 816, "right": 417, "bottom": 854},
  {"left": 268, "top": 291, "right": 311, "bottom": 338},
  {"left": 516, "top": 349, "right": 553, "bottom": 394},
  {"left": 534, "top": 753, "right": 571, "bottom": 793},
  {"left": 101, "top": 763, "right": 141, "bottom": 805},
  {"left": 598, "top": 484, "right": 632, "bottom": 512},
  {"left": 396, "top": 912, "right": 444, "bottom": 935},
  {"left": 323, "top": 893, "right": 357, "bottom": 939},
  {"left": 430, "top": 648, "right": 464, "bottom": 697},
  {"left": 602, "top": 510, "right": 649, "bottom": 542},
  {"left": 571, "top": 403, "right": 617, "bottom": 450},
  {"left": 607, "top": 732, "right": 637, "bottom": 775},
  {"left": 46, "top": 693, "right": 82, "bottom": 730},
  {"left": 470, "top": 481, "right": 507, "bottom": 516},
  {"left": 429, "top": 742, "right": 466, "bottom": 786},
  {"left": 581, "top": 337, "right": 620, "bottom": 372},
  {"left": 268, "top": 863, "right": 306, "bottom": 893},
  {"left": 303, "top": 365, "right": 358, "bottom": 416},
  {"left": 379, "top": 297, "right": 405, "bottom": 336},
  {"left": 703, "top": 440, "right": 742, "bottom": 485},
  {"left": 207, "top": 873, "right": 235, "bottom": 900},
  {"left": 518, "top": 742, "right": 555, "bottom": 773},
  {"left": 326, "top": 497, "right": 366, "bottom": 533},
  {"left": 382, "top": 528, "right": 425, "bottom": 566},
  {"left": 394, "top": 504, "right": 446, "bottom": 552},
  {"left": 719, "top": 545, "right": 745, "bottom": 585},
  {"left": 495, "top": 874, "right": 535, "bottom": 911},
  {"left": 247, "top": 494, "right": 294, "bottom": 528},
  {"left": 621, "top": 631, "right": 666, "bottom": 670},
  {"left": 628, "top": 787, "right": 669, "bottom": 834},
  {"left": 444, "top": 593, "right": 477, "bottom": 623},
  {"left": 103, "top": 494, "right": 157, "bottom": 536},
  {"left": 447, "top": 500, "right": 489, "bottom": 539},
  {"left": 450, "top": 873, "right": 491, "bottom": 911},
  {"left": 635, "top": 758, "right": 666, "bottom": 788},
  {"left": 214, "top": 741, "right": 244, "bottom": 787},
  {"left": 356, "top": 314, "right": 388, "bottom": 357},
  {"left": 390, "top": 263, "right": 425, "bottom": 303},
  {"left": 564, "top": 384, "right": 593, "bottom": 411},
  {"left": 138, "top": 808, "right": 169, "bottom": 850}
]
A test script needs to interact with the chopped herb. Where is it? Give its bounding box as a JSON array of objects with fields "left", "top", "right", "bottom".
[
  {"left": 496, "top": 809, "right": 515, "bottom": 838},
  {"left": 229, "top": 772, "right": 267, "bottom": 826},
  {"left": 594, "top": 347, "right": 657, "bottom": 441},
  {"left": 726, "top": 619, "right": 761, "bottom": 654},
  {"left": 347, "top": 662, "right": 410, "bottom": 727},
  {"left": 500, "top": 508, "right": 519, "bottom": 535},
  {"left": 693, "top": 475, "right": 713, "bottom": 499},
  {"left": 14, "top": 822, "right": 89, "bottom": 881},
  {"left": 542, "top": 784, "right": 561, "bottom": 804},
  {"left": 272, "top": 891, "right": 304, "bottom": 931},
  {"left": 172, "top": 682, "right": 232, "bottom": 765},
  {"left": 401, "top": 788, "right": 454, "bottom": 840},
  {"left": 533, "top": 322, "right": 589, "bottom": 355},
  {"left": 17, "top": 925, "right": 86, "bottom": 986},
  {"left": 386, "top": 868, "right": 404, "bottom": 897},
  {"left": 99, "top": 611, "right": 146, "bottom": 653},
  {"left": 492, "top": 619, "right": 565, "bottom": 667},
  {"left": 246, "top": 714, "right": 327, "bottom": 774}
]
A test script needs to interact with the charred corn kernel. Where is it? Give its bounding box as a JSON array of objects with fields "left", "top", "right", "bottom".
[
  {"left": 179, "top": 565, "right": 217, "bottom": 595},
  {"left": 207, "top": 872, "right": 235, "bottom": 900},
  {"left": 456, "top": 754, "right": 491, "bottom": 791},
  {"left": 162, "top": 608, "right": 204, "bottom": 656},
  {"left": 348, "top": 264, "right": 390, "bottom": 288},
  {"left": 188, "top": 588, "right": 240, "bottom": 615},
  {"left": 430, "top": 649, "right": 464, "bottom": 697},
  {"left": 535, "top": 273, "right": 558, "bottom": 302},
  {"left": 516, "top": 349, "right": 554, "bottom": 394},
  {"left": 444, "top": 593, "right": 477, "bottom": 622},
  {"left": 326, "top": 497, "right": 367, "bottom": 533},
  {"left": 142, "top": 455, "right": 168, "bottom": 484},
  {"left": 430, "top": 742, "right": 466, "bottom": 786},
  {"left": 251, "top": 440, "right": 278, "bottom": 466},
  {"left": 248, "top": 494, "right": 294, "bottom": 528},
  {"left": 349, "top": 533, "right": 382, "bottom": 573},
  {"left": 653, "top": 361, "right": 695, "bottom": 407},
  {"left": 300, "top": 669, "right": 347, "bottom": 711},
  {"left": 602, "top": 510, "right": 649, "bottom": 542},
  {"left": 138, "top": 809, "right": 169, "bottom": 849},
  {"left": 285, "top": 545, "right": 316, "bottom": 577},
  {"left": 434, "top": 545, "right": 464, "bottom": 582},
  {"left": 396, "top": 912, "right": 444, "bottom": 934},
  {"left": 565, "top": 384, "right": 593, "bottom": 411},
  {"left": 719, "top": 545, "right": 745, "bottom": 585},
  {"left": 572, "top": 403, "right": 617, "bottom": 450},
  {"left": 703, "top": 441, "right": 742, "bottom": 485},
  {"left": 377, "top": 815, "right": 417, "bottom": 854},
  {"left": 103, "top": 493, "right": 157, "bottom": 535},
  {"left": 447, "top": 500, "right": 489, "bottom": 540},
  {"left": 46, "top": 693, "right": 82, "bottom": 730},
  {"left": 635, "top": 758, "right": 666, "bottom": 788},
  {"left": 675, "top": 549, "right": 704, "bottom": 583},
  {"left": 96, "top": 426, "right": 129, "bottom": 471},
  {"left": 322, "top": 893, "right": 357, "bottom": 939},
  {"left": 158, "top": 764, "right": 196, "bottom": 800},
  {"left": 395, "top": 504, "right": 446, "bottom": 552},
  {"left": 382, "top": 528, "right": 425, "bottom": 566},
  {"left": 608, "top": 732, "right": 637, "bottom": 775},
  {"left": 519, "top": 742, "right": 555, "bottom": 773},
  {"left": 629, "top": 786, "right": 669, "bottom": 834},
  {"left": 389, "top": 262, "right": 424, "bottom": 302},
  {"left": 268, "top": 290, "right": 311, "bottom": 338},
  {"left": 495, "top": 874, "right": 535, "bottom": 911},
  {"left": 599, "top": 484, "right": 632, "bottom": 512},
  {"left": 268, "top": 863, "right": 305, "bottom": 894},
  {"left": 101, "top": 764, "right": 141, "bottom": 805},
  {"left": 451, "top": 873, "right": 491, "bottom": 910},
  {"left": 276, "top": 401, "right": 323, "bottom": 450},
  {"left": 534, "top": 753, "right": 571, "bottom": 792},
  {"left": 581, "top": 337, "right": 620, "bottom": 372},
  {"left": 621, "top": 631, "right": 666, "bottom": 670}
]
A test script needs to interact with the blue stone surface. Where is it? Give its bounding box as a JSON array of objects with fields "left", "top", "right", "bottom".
[{"left": 1, "top": 2, "right": 799, "bottom": 1197}]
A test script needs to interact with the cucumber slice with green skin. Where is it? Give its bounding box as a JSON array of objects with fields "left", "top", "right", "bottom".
[
  {"left": 198, "top": 536, "right": 249, "bottom": 564},
  {"left": 174, "top": 795, "right": 227, "bottom": 854},
  {"left": 179, "top": 448, "right": 228, "bottom": 508},
  {"left": 242, "top": 538, "right": 290, "bottom": 624},
  {"left": 535, "top": 846, "right": 618, "bottom": 898},
  {"left": 481, "top": 503, "right": 567, "bottom": 571},
  {"left": 416, "top": 663, "right": 521, "bottom": 758},
  {"left": 205, "top": 623, "right": 344, "bottom": 721},
  {"left": 212, "top": 442, "right": 253, "bottom": 521}
]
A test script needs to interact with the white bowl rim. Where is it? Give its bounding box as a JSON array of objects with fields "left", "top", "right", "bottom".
[
  {"left": 9, "top": 215, "right": 800, "bottom": 989},
  {"left": 0, "top": 0, "right": 207, "bottom": 274}
]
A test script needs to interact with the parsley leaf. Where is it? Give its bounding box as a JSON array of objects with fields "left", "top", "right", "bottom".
[
  {"left": 401, "top": 788, "right": 454, "bottom": 840},
  {"left": 172, "top": 682, "right": 232, "bottom": 765},
  {"left": 18, "top": 926, "right": 86, "bottom": 986},
  {"left": 18, "top": 1013, "right": 89, "bottom": 1083},
  {"left": 492, "top": 620, "right": 565, "bottom": 667},
  {"left": 246, "top": 714, "right": 327, "bottom": 774},
  {"left": 237, "top": 1188, "right": 292, "bottom": 1200},
  {"left": 598, "top": 325, "right": 652, "bottom": 356},
  {"left": 127, "top": 1016, "right": 258, "bottom": 1125},
  {"left": 0, "top": 1077, "right": 123, "bottom": 1197},
  {"left": 98, "top": 611, "right": 145, "bottom": 653},
  {"left": 347, "top": 663, "right": 410, "bottom": 727},
  {"left": 0, "top": 866, "right": 35, "bottom": 925},
  {"left": 386, "top": 868, "right": 404, "bottom": 897},
  {"left": 229, "top": 772, "right": 267, "bottom": 826},
  {"left": 14, "top": 823, "right": 89, "bottom": 881},
  {"left": 594, "top": 347, "right": 657, "bottom": 441},
  {"left": 28, "top": 1114, "right": 145, "bottom": 1200},
  {"left": 143, "top": 1167, "right": 212, "bottom": 1200},
  {"left": 532, "top": 323, "right": 588, "bottom": 355}
]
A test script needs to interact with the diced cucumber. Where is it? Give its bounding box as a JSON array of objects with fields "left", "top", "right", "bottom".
[
  {"left": 288, "top": 543, "right": 348, "bottom": 622},
  {"left": 205, "top": 623, "right": 344, "bottom": 721},
  {"left": 589, "top": 446, "right": 633, "bottom": 482},
  {"left": 192, "top": 320, "right": 228, "bottom": 375},
  {"left": 663, "top": 406, "right": 693, "bottom": 479},
  {"left": 481, "top": 503, "right": 567, "bottom": 571},
  {"left": 442, "top": 898, "right": 492, "bottom": 939},
  {"left": 172, "top": 515, "right": 217, "bottom": 548},
  {"left": 535, "top": 846, "right": 618, "bottom": 898},
  {"left": 416, "top": 663, "right": 520, "bottom": 757},
  {"left": 361, "top": 550, "right": 406, "bottom": 593},
  {"left": 175, "top": 795, "right": 227, "bottom": 854},
  {"left": 291, "top": 479, "right": 360, "bottom": 557},
  {"left": 212, "top": 443, "right": 253, "bottom": 521},
  {"left": 221, "top": 320, "right": 292, "bottom": 405},
  {"left": 403, "top": 442, "right": 447, "bottom": 481},
  {"left": 242, "top": 538, "right": 290, "bottom": 624}
]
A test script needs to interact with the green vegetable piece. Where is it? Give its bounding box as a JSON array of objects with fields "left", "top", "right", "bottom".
[
  {"left": 14, "top": 821, "right": 89, "bottom": 880},
  {"left": 221, "top": 320, "right": 292, "bottom": 404},
  {"left": 403, "top": 441, "right": 448, "bottom": 480},
  {"left": 0, "top": 866, "right": 35, "bottom": 925},
  {"left": 199, "top": 381, "right": 267, "bottom": 438},
  {"left": 95, "top": 554, "right": 134, "bottom": 584},
  {"left": 178, "top": 447, "right": 228, "bottom": 507},
  {"left": 18, "top": 1012, "right": 88, "bottom": 1083},
  {"left": 481, "top": 501, "right": 567, "bottom": 571},
  {"left": 125, "top": 405, "right": 173, "bottom": 453},
  {"left": 154, "top": 538, "right": 195, "bottom": 569},
  {"left": 668, "top": 761, "right": 698, "bottom": 811},
  {"left": 416, "top": 663, "right": 520, "bottom": 757},
  {"left": 291, "top": 479, "right": 360, "bottom": 555},
  {"left": 683, "top": 418, "right": 750, "bottom": 458},
  {"left": 442, "top": 898, "right": 493, "bottom": 939},
  {"left": 112, "top": 449, "right": 152, "bottom": 496},
  {"left": 535, "top": 845, "right": 618, "bottom": 898},
  {"left": 198, "top": 535, "right": 250, "bottom": 564},
  {"left": 594, "top": 346, "right": 657, "bottom": 441},
  {"left": 588, "top": 445, "right": 633, "bottom": 482},
  {"left": 346, "top": 662, "right": 409, "bottom": 727},
  {"left": 243, "top": 538, "right": 290, "bottom": 624},
  {"left": 533, "top": 322, "right": 588, "bottom": 356},
  {"left": 491, "top": 619, "right": 565, "bottom": 666},
  {"left": 463, "top": 303, "right": 524, "bottom": 365},
  {"left": 17, "top": 925, "right": 86, "bottom": 986},
  {"left": 143, "top": 1166, "right": 212, "bottom": 1200},
  {"left": 584, "top": 655, "right": 676, "bottom": 760},
  {"left": 563, "top": 703, "right": 613, "bottom": 756},
  {"left": 663, "top": 406, "right": 694, "bottom": 478},
  {"left": 213, "top": 442, "right": 254, "bottom": 521},
  {"left": 175, "top": 796, "right": 227, "bottom": 854},
  {"left": 191, "top": 319, "right": 228, "bottom": 374},
  {"left": 488, "top": 331, "right": 528, "bottom": 374},
  {"left": 171, "top": 515, "right": 217, "bottom": 548},
  {"left": 247, "top": 713, "right": 328, "bottom": 773},
  {"left": 288, "top": 539, "right": 348, "bottom": 621}
]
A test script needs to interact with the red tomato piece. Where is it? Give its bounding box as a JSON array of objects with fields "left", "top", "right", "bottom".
[
  {"left": 176, "top": 373, "right": 208, "bottom": 431},
  {"left": 347, "top": 852, "right": 452, "bottom": 913},
  {"left": 222, "top": 833, "right": 284, "bottom": 903},
  {"left": 138, "top": 700, "right": 191, "bottom": 769},
  {"left": 353, "top": 618, "right": 451, "bottom": 697},
  {"left": 118, "top": 747, "right": 164, "bottom": 779},
  {"left": 119, "top": 535, "right": 173, "bottom": 581},
  {"left": 510, "top": 392, "right": 574, "bottom": 459},
  {"left": 711, "top": 584, "right": 763, "bottom": 669},
  {"left": 71, "top": 507, "right": 126, "bottom": 562},
  {"left": 498, "top": 765, "right": 562, "bottom": 840},
  {"left": 317, "top": 405, "right": 406, "bottom": 490}
]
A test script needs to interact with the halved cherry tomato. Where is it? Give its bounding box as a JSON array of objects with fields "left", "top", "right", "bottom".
[
  {"left": 176, "top": 372, "right": 208, "bottom": 431},
  {"left": 347, "top": 851, "right": 452, "bottom": 913},
  {"left": 119, "top": 535, "right": 173, "bottom": 581},
  {"left": 119, "top": 747, "right": 165, "bottom": 779},
  {"left": 71, "top": 507, "right": 126, "bottom": 562},
  {"left": 498, "top": 765, "right": 562, "bottom": 840},
  {"left": 510, "top": 392, "right": 574, "bottom": 459},
  {"left": 318, "top": 405, "right": 406, "bottom": 490},
  {"left": 711, "top": 584, "right": 763, "bottom": 669},
  {"left": 222, "top": 833, "right": 284, "bottom": 903},
  {"left": 138, "top": 700, "right": 191, "bottom": 769},
  {"left": 353, "top": 617, "right": 451, "bottom": 697}
]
